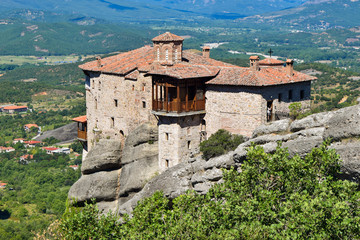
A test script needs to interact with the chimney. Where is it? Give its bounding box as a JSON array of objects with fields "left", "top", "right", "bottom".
[
  {"left": 286, "top": 59, "right": 294, "bottom": 76},
  {"left": 249, "top": 56, "right": 260, "bottom": 71},
  {"left": 202, "top": 46, "right": 210, "bottom": 58},
  {"left": 96, "top": 56, "right": 102, "bottom": 68}
]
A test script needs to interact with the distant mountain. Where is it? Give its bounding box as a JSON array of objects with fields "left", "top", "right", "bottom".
[
  {"left": 240, "top": 0, "right": 360, "bottom": 30},
  {"left": 0, "top": 15, "right": 153, "bottom": 55},
  {"left": 0, "top": 0, "right": 307, "bottom": 21}
]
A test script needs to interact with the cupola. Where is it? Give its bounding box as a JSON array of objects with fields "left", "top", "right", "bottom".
[{"left": 152, "top": 32, "right": 184, "bottom": 65}]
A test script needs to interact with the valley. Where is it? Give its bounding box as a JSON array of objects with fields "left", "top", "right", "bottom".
[{"left": 0, "top": 0, "right": 359, "bottom": 238}]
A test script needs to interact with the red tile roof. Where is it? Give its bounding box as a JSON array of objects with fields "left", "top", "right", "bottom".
[
  {"left": 20, "top": 154, "right": 33, "bottom": 160},
  {"left": 72, "top": 115, "right": 87, "bottom": 123},
  {"left": 207, "top": 67, "right": 317, "bottom": 86},
  {"left": 43, "top": 147, "right": 59, "bottom": 151},
  {"left": 24, "top": 124, "right": 39, "bottom": 129},
  {"left": 3, "top": 105, "right": 27, "bottom": 110},
  {"left": 259, "top": 58, "right": 284, "bottom": 65},
  {"left": 24, "top": 140, "right": 42, "bottom": 144},
  {"left": 152, "top": 32, "right": 184, "bottom": 42},
  {"left": 79, "top": 32, "right": 316, "bottom": 86}
]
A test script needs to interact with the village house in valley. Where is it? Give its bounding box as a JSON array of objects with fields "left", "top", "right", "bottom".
[{"left": 76, "top": 32, "right": 316, "bottom": 171}]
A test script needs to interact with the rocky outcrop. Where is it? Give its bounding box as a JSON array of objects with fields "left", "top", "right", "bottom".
[
  {"left": 69, "top": 105, "right": 360, "bottom": 215},
  {"left": 35, "top": 122, "right": 77, "bottom": 142},
  {"left": 116, "top": 104, "right": 360, "bottom": 216},
  {"left": 68, "top": 122, "right": 159, "bottom": 209}
]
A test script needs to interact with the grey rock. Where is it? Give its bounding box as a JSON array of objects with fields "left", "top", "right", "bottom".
[
  {"left": 330, "top": 141, "right": 360, "bottom": 182},
  {"left": 283, "top": 136, "right": 323, "bottom": 157},
  {"left": 243, "top": 134, "right": 291, "bottom": 147},
  {"left": 324, "top": 105, "right": 360, "bottom": 141},
  {"left": 204, "top": 168, "right": 223, "bottom": 181},
  {"left": 262, "top": 141, "right": 278, "bottom": 153},
  {"left": 289, "top": 127, "right": 325, "bottom": 140},
  {"left": 252, "top": 119, "right": 291, "bottom": 138},
  {"left": 121, "top": 123, "right": 158, "bottom": 167},
  {"left": 118, "top": 143, "right": 159, "bottom": 198},
  {"left": 97, "top": 200, "right": 119, "bottom": 214},
  {"left": 191, "top": 172, "right": 206, "bottom": 185},
  {"left": 193, "top": 182, "right": 212, "bottom": 194},
  {"left": 68, "top": 170, "right": 120, "bottom": 203},
  {"left": 35, "top": 122, "right": 77, "bottom": 142},
  {"left": 204, "top": 152, "right": 235, "bottom": 170},
  {"left": 81, "top": 139, "right": 122, "bottom": 174},
  {"left": 290, "top": 111, "right": 335, "bottom": 132}
]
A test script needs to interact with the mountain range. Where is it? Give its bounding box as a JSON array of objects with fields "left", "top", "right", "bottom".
[{"left": 0, "top": 0, "right": 308, "bottom": 21}]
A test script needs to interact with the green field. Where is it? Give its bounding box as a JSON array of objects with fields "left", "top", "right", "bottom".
[{"left": 0, "top": 55, "right": 96, "bottom": 66}]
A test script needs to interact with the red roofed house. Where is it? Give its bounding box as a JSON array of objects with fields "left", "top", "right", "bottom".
[
  {"left": 24, "top": 124, "right": 39, "bottom": 131},
  {"left": 42, "top": 147, "right": 59, "bottom": 155},
  {"left": 13, "top": 138, "right": 25, "bottom": 144},
  {"left": 79, "top": 32, "right": 316, "bottom": 171},
  {"left": 0, "top": 146, "right": 15, "bottom": 153},
  {"left": 24, "top": 140, "right": 42, "bottom": 148},
  {"left": 2, "top": 105, "right": 28, "bottom": 113},
  {"left": 0, "top": 182, "right": 7, "bottom": 189}
]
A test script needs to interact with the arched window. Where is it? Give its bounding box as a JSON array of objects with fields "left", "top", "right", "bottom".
[{"left": 165, "top": 49, "right": 169, "bottom": 61}]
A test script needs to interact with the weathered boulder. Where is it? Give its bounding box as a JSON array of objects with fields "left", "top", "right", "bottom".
[
  {"left": 68, "top": 170, "right": 120, "bottom": 203},
  {"left": 323, "top": 105, "right": 360, "bottom": 141},
  {"left": 252, "top": 119, "right": 291, "bottom": 137},
  {"left": 289, "top": 111, "right": 335, "bottom": 132},
  {"left": 283, "top": 136, "right": 323, "bottom": 157},
  {"left": 81, "top": 139, "right": 122, "bottom": 174},
  {"left": 330, "top": 141, "right": 360, "bottom": 182}
]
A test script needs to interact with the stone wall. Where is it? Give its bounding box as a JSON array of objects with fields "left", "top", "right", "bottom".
[
  {"left": 85, "top": 71, "right": 156, "bottom": 151},
  {"left": 158, "top": 114, "right": 204, "bottom": 171},
  {"left": 205, "top": 85, "right": 265, "bottom": 137},
  {"left": 205, "top": 82, "right": 311, "bottom": 138}
]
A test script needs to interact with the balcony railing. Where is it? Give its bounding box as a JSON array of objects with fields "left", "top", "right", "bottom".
[{"left": 153, "top": 99, "right": 205, "bottom": 113}]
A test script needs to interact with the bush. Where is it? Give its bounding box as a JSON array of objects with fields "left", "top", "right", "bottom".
[{"left": 200, "top": 129, "right": 245, "bottom": 160}]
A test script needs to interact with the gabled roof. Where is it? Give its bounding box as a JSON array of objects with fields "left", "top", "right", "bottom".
[
  {"left": 79, "top": 46, "right": 154, "bottom": 75},
  {"left": 72, "top": 115, "right": 87, "bottom": 123},
  {"left": 79, "top": 32, "right": 316, "bottom": 86},
  {"left": 152, "top": 32, "right": 184, "bottom": 42}
]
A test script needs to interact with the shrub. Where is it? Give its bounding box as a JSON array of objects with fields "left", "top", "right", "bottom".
[{"left": 200, "top": 129, "right": 245, "bottom": 160}]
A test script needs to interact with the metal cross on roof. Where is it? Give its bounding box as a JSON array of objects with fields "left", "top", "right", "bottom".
[{"left": 268, "top": 48, "right": 273, "bottom": 58}]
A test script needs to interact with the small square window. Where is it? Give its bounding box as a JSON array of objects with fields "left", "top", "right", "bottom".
[
  {"left": 165, "top": 133, "right": 169, "bottom": 140},
  {"left": 142, "top": 101, "right": 146, "bottom": 108},
  {"left": 114, "top": 99, "right": 118, "bottom": 107}
]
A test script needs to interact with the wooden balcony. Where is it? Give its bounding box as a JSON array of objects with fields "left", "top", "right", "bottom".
[
  {"left": 152, "top": 98, "right": 205, "bottom": 113},
  {"left": 77, "top": 130, "right": 87, "bottom": 141}
]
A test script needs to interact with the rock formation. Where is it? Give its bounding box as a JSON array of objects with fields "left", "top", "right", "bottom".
[
  {"left": 69, "top": 104, "right": 360, "bottom": 216},
  {"left": 68, "top": 122, "right": 159, "bottom": 211}
]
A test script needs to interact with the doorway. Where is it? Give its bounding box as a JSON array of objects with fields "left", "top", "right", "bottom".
[{"left": 267, "top": 101, "right": 273, "bottom": 122}]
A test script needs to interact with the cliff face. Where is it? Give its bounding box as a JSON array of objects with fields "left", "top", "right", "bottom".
[
  {"left": 68, "top": 122, "right": 159, "bottom": 212},
  {"left": 69, "top": 104, "right": 360, "bottom": 215}
]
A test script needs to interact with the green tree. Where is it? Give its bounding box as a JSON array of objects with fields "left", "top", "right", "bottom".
[{"left": 200, "top": 129, "right": 245, "bottom": 160}]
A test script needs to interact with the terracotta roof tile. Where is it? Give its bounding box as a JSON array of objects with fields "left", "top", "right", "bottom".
[
  {"left": 125, "top": 70, "right": 140, "bottom": 80},
  {"left": 79, "top": 32, "right": 316, "bottom": 86},
  {"left": 24, "top": 124, "right": 39, "bottom": 129},
  {"left": 259, "top": 58, "right": 284, "bottom": 65},
  {"left": 72, "top": 115, "right": 87, "bottom": 123},
  {"left": 3, "top": 106, "right": 27, "bottom": 110},
  {"left": 152, "top": 32, "right": 184, "bottom": 42},
  {"left": 207, "top": 67, "right": 317, "bottom": 86}
]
